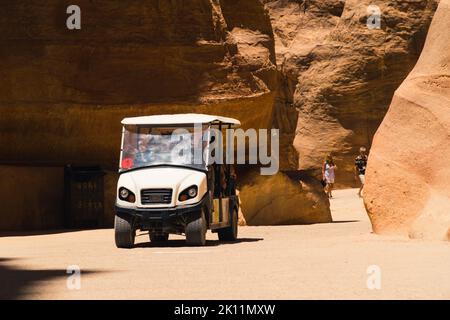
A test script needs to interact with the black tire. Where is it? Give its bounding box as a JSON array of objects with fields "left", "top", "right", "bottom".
[
  {"left": 149, "top": 233, "right": 169, "bottom": 242},
  {"left": 114, "top": 214, "right": 135, "bottom": 248},
  {"left": 185, "top": 209, "right": 207, "bottom": 246},
  {"left": 218, "top": 208, "right": 238, "bottom": 241}
]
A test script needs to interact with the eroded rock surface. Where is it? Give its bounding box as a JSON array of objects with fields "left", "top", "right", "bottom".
[
  {"left": 239, "top": 170, "right": 331, "bottom": 225},
  {"left": 2, "top": 0, "right": 442, "bottom": 231},
  {"left": 0, "top": 0, "right": 277, "bottom": 167},
  {"left": 364, "top": 0, "right": 450, "bottom": 241},
  {"left": 0, "top": 0, "right": 331, "bottom": 229},
  {"left": 264, "top": 0, "right": 438, "bottom": 186}
]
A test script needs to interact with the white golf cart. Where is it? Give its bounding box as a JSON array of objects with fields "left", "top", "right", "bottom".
[{"left": 114, "top": 114, "right": 240, "bottom": 248}]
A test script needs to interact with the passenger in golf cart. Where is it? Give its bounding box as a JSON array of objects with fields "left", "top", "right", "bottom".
[{"left": 114, "top": 114, "right": 240, "bottom": 248}]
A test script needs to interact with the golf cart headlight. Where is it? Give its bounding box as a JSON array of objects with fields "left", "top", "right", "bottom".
[
  {"left": 188, "top": 187, "right": 197, "bottom": 198},
  {"left": 120, "top": 188, "right": 129, "bottom": 199},
  {"left": 119, "top": 187, "right": 135, "bottom": 203},
  {"left": 178, "top": 185, "right": 198, "bottom": 202}
]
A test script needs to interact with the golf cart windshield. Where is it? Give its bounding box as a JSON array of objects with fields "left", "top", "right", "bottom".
[{"left": 120, "top": 125, "right": 208, "bottom": 172}]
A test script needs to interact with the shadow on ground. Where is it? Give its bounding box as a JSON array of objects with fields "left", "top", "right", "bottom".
[
  {"left": 0, "top": 228, "right": 110, "bottom": 238},
  {"left": 331, "top": 220, "right": 360, "bottom": 224},
  {"left": 0, "top": 258, "right": 100, "bottom": 299},
  {"left": 134, "top": 236, "right": 264, "bottom": 248}
]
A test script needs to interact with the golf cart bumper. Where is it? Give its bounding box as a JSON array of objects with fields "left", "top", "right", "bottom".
[{"left": 115, "top": 195, "right": 209, "bottom": 230}]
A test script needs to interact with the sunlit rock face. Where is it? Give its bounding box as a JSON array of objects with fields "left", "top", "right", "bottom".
[
  {"left": 364, "top": 0, "right": 450, "bottom": 241},
  {"left": 4, "top": 0, "right": 440, "bottom": 231},
  {"left": 0, "top": 0, "right": 332, "bottom": 229},
  {"left": 239, "top": 170, "right": 331, "bottom": 225},
  {"left": 0, "top": 0, "right": 277, "bottom": 167},
  {"left": 263, "top": 0, "right": 438, "bottom": 186}
]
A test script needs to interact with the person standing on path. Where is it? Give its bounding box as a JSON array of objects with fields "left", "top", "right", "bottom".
[
  {"left": 322, "top": 154, "right": 337, "bottom": 198},
  {"left": 303, "top": 0, "right": 310, "bottom": 13},
  {"left": 355, "top": 146, "right": 368, "bottom": 198},
  {"left": 295, "top": 0, "right": 310, "bottom": 13}
]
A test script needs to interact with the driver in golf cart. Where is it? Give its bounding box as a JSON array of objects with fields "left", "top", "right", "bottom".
[{"left": 114, "top": 114, "right": 240, "bottom": 248}]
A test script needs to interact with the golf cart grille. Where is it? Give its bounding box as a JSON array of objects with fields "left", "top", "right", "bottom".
[{"left": 141, "top": 189, "right": 172, "bottom": 205}]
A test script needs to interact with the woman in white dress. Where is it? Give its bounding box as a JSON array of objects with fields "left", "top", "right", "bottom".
[{"left": 322, "top": 154, "right": 337, "bottom": 198}]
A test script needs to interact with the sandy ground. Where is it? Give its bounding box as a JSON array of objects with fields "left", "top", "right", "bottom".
[{"left": 1, "top": 188, "right": 449, "bottom": 300}]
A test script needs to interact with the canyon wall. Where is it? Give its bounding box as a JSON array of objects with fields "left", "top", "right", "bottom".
[
  {"left": 239, "top": 169, "right": 331, "bottom": 225},
  {"left": 1, "top": 0, "right": 442, "bottom": 231},
  {"left": 0, "top": 0, "right": 330, "bottom": 230},
  {"left": 0, "top": 0, "right": 278, "bottom": 168},
  {"left": 264, "top": 0, "right": 438, "bottom": 186},
  {"left": 364, "top": 0, "right": 450, "bottom": 241}
]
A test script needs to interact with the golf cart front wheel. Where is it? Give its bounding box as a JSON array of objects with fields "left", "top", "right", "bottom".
[
  {"left": 114, "top": 214, "right": 136, "bottom": 249},
  {"left": 185, "top": 209, "right": 207, "bottom": 246}
]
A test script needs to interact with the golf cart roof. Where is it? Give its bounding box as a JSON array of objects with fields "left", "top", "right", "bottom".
[{"left": 121, "top": 113, "right": 241, "bottom": 127}]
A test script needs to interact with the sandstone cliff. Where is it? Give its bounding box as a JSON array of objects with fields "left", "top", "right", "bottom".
[
  {"left": 239, "top": 169, "right": 331, "bottom": 225},
  {"left": 0, "top": 0, "right": 277, "bottom": 167},
  {"left": 364, "top": 0, "right": 450, "bottom": 241},
  {"left": 0, "top": 0, "right": 331, "bottom": 229},
  {"left": 264, "top": 0, "right": 438, "bottom": 186},
  {"left": 1, "top": 0, "right": 442, "bottom": 231}
]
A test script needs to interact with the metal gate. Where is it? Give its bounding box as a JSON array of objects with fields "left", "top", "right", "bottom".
[{"left": 64, "top": 165, "right": 105, "bottom": 229}]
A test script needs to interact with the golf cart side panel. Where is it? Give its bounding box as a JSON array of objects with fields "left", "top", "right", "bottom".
[{"left": 210, "top": 195, "right": 239, "bottom": 230}]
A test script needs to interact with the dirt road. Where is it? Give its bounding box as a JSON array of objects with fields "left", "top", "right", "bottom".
[{"left": 1, "top": 189, "right": 449, "bottom": 299}]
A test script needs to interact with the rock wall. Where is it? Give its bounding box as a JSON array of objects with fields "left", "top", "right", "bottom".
[
  {"left": 264, "top": 0, "right": 438, "bottom": 186},
  {"left": 0, "top": 166, "right": 64, "bottom": 231},
  {"left": 239, "top": 170, "right": 331, "bottom": 225},
  {"left": 0, "top": 0, "right": 331, "bottom": 230},
  {"left": 2, "top": 0, "right": 441, "bottom": 232},
  {"left": 0, "top": 0, "right": 277, "bottom": 168},
  {"left": 364, "top": 0, "right": 450, "bottom": 241}
]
